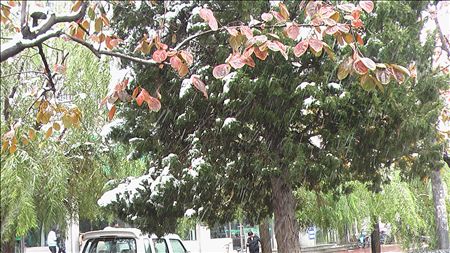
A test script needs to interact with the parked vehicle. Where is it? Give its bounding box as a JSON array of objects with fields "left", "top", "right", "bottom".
[{"left": 80, "top": 228, "right": 189, "bottom": 253}]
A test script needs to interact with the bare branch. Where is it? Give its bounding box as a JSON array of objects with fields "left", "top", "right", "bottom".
[
  {"left": 67, "top": 34, "right": 158, "bottom": 65},
  {"left": 1, "top": 2, "right": 88, "bottom": 62},
  {"left": 1, "top": 30, "right": 62, "bottom": 62},
  {"left": 37, "top": 45, "right": 56, "bottom": 92},
  {"left": 0, "top": 70, "right": 46, "bottom": 79},
  {"left": 20, "top": 0, "right": 27, "bottom": 28}
]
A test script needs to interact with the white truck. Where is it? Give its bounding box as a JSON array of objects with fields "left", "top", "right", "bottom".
[{"left": 80, "top": 228, "right": 189, "bottom": 253}]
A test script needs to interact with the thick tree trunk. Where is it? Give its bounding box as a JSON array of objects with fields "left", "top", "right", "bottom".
[
  {"left": 260, "top": 217, "right": 272, "bottom": 253},
  {"left": 271, "top": 176, "right": 301, "bottom": 253},
  {"left": 370, "top": 219, "right": 381, "bottom": 253},
  {"left": 431, "top": 168, "right": 450, "bottom": 249}
]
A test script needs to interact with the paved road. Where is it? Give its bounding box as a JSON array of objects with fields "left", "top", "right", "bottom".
[{"left": 339, "top": 244, "right": 403, "bottom": 253}]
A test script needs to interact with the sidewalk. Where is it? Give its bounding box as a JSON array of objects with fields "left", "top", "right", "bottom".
[{"left": 340, "top": 244, "right": 403, "bottom": 253}]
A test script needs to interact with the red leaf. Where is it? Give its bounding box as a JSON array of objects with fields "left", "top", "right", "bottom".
[
  {"left": 337, "top": 23, "right": 350, "bottom": 33},
  {"left": 359, "top": 1, "right": 374, "bottom": 13},
  {"left": 353, "top": 59, "right": 369, "bottom": 75},
  {"left": 146, "top": 95, "right": 161, "bottom": 112},
  {"left": 190, "top": 75, "right": 208, "bottom": 98},
  {"left": 228, "top": 54, "right": 246, "bottom": 69},
  {"left": 261, "top": 13, "right": 273, "bottom": 22},
  {"left": 278, "top": 2, "right": 290, "bottom": 21},
  {"left": 208, "top": 18, "right": 218, "bottom": 31},
  {"left": 294, "top": 40, "right": 309, "bottom": 57},
  {"left": 136, "top": 89, "right": 149, "bottom": 106},
  {"left": 199, "top": 8, "right": 218, "bottom": 31},
  {"left": 285, "top": 23, "right": 300, "bottom": 40},
  {"left": 254, "top": 46, "right": 268, "bottom": 61},
  {"left": 240, "top": 26, "right": 253, "bottom": 39},
  {"left": 132, "top": 87, "right": 140, "bottom": 99},
  {"left": 337, "top": 3, "right": 356, "bottom": 13},
  {"left": 322, "top": 17, "right": 336, "bottom": 26},
  {"left": 308, "top": 38, "right": 323, "bottom": 52},
  {"left": 213, "top": 64, "right": 231, "bottom": 79},
  {"left": 271, "top": 11, "right": 285, "bottom": 22},
  {"left": 180, "top": 51, "right": 194, "bottom": 66},
  {"left": 351, "top": 19, "right": 363, "bottom": 28},
  {"left": 325, "top": 25, "right": 339, "bottom": 35},
  {"left": 108, "top": 105, "right": 116, "bottom": 121},
  {"left": 356, "top": 33, "right": 364, "bottom": 45},
  {"left": 351, "top": 9, "right": 361, "bottom": 20},
  {"left": 243, "top": 46, "right": 254, "bottom": 59},
  {"left": 226, "top": 27, "right": 239, "bottom": 36},
  {"left": 170, "top": 56, "right": 183, "bottom": 71},
  {"left": 360, "top": 57, "right": 376, "bottom": 71},
  {"left": 375, "top": 69, "right": 391, "bottom": 85},
  {"left": 152, "top": 49, "right": 167, "bottom": 63},
  {"left": 244, "top": 56, "right": 256, "bottom": 68}
]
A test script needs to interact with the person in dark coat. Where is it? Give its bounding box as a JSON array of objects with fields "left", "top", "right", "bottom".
[{"left": 246, "top": 231, "right": 261, "bottom": 253}]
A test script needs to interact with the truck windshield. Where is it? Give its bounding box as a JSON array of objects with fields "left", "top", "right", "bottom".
[{"left": 83, "top": 238, "right": 137, "bottom": 253}]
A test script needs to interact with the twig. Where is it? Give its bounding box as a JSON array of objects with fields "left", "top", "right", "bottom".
[
  {"left": 67, "top": 34, "right": 158, "bottom": 65},
  {"left": 0, "top": 70, "right": 46, "bottom": 79},
  {"left": 37, "top": 45, "right": 56, "bottom": 92}
]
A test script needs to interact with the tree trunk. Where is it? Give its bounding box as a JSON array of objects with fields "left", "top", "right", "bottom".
[
  {"left": 260, "top": 217, "right": 272, "bottom": 253},
  {"left": 271, "top": 176, "right": 301, "bottom": 253},
  {"left": 431, "top": 168, "right": 450, "bottom": 249},
  {"left": 370, "top": 219, "right": 381, "bottom": 253}
]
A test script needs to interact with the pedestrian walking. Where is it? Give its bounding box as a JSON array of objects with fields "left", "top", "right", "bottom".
[
  {"left": 47, "top": 226, "right": 57, "bottom": 253},
  {"left": 56, "top": 229, "right": 66, "bottom": 253},
  {"left": 246, "top": 231, "right": 261, "bottom": 253}
]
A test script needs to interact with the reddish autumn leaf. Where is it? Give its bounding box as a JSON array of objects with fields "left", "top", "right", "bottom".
[
  {"left": 271, "top": 10, "right": 285, "bottom": 22},
  {"left": 191, "top": 75, "right": 208, "bottom": 98},
  {"left": 147, "top": 95, "right": 161, "bottom": 111},
  {"left": 325, "top": 25, "right": 339, "bottom": 35},
  {"left": 152, "top": 49, "right": 167, "bottom": 63},
  {"left": 228, "top": 53, "right": 246, "bottom": 69},
  {"left": 240, "top": 26, "right": 253, "bottom": 39},
  {"left": 108, "top": 105, "right": 116, "bottom": 121},
  {"left": 356, "top": 33, "right": 364, "bottom": 45},
  {"left": 242, "top": 46, "right": 254, "bottom": 59},
  {"left": 199, "top": 8, "right": 218, "bottom": 31},
  {"left": 279, "top": 2, "right": 290, "bottom": 21},
  {"left": 337, "top": 23, "right": 350, "bottom": 33},
  {"left": 337, "top": 3, "right": 356, "bottom": 13},
  {"left": 180, "top": 50, "right": 194, "bottom": 66},
  {"left": 308, "top": 38, "right": 323, "bottom": 52},
  {"left": 351, "top": 19, "right": 363, "bottom": 28},
  {"left": 170, "top": 55, "right": 183, "bottom": 71},
  {"left": 136, "top": 89, "right": 150, "bottom": 106},
  {"left": 360, "top": 57, "right": 376, "bottom": 71},
  {"left": 375, "top": 69, "right": 391, "bottom": 85},
  {"left": 213, "top": 64, "right": 231, "bottom": 79},
  {"left": 132, "top": 87, "right": 140, "bottom": 98},
  {"left": 323, "top": 17, "right": 336, "bottom": 26},
  {"left": 244, "top": 56, "right": 256, "bottom": 68},
  {"left": 359, "top": 1, "right": 374, "bottom": 13},
  {"left": 338, "top": 57, "right": 354, "bottom": 80},
  {"left": 261, "top": 13, "right": 273, "bottom": 22},
  {"left": 178, "top": 63, "right": 189, "bottom": 77},
  {"left": 226, "top": 27, "right": 239, "bottom": 36},
  {"left": 353, "top": 59, "right": 369, "bottom": 75},
  {"left": 285, "top": 23, "right": 300, "bottom": 40},
  {"left": 254, "top": 46, "right": 268, "bottom": 61},
  {"left": 305, "top": 1, "right": 321, "bottom": 17},
  {"left": 351, "top": 9, "right": 361, "bottom": 20},
  {"left": 293, "top": 40, "right": 309, "bottom": 57}
]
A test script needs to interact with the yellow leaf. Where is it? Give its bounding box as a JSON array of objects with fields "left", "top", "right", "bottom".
[
  {"left": 21, "top": 136, "right": 29, "bottom": 145},
  {"left": 108, "top": 105, "right": 117, "bottom": 121},
  {"left": 81, "top": 20, "right": 90, "bottom": 32},
  {"left": 70, "top": 113, "right": 79, "bottom": 124},
  {"left": 62, "top": 114, "right": 72, "bottom": 128},
  {"left": 1, "top": 141, "right": 8, "bottom": 153},
  {"left": 44, "top": 127, "right": 53, "bottom": 139},
  {"left": 28, "top": 128, "right": 36, "bottom": 140},
  {"left": 95, "top": 17, "right": 103, "bottom": 33},
  {"left": 9, "top": 144, "right": 17, "bottom": 154},
  {"left": 53, "top": 122, "right": 61, "bottom": 131},
  {"left": 71, "top": 0, "right": 82, "bottom": 12},
  {"left": 12, "top": 136, "right": 17, "bottom": 145}
]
